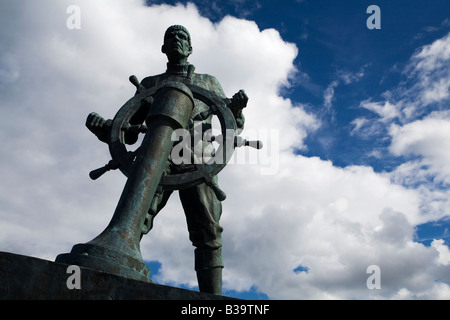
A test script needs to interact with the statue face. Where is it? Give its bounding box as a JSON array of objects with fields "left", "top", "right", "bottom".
[{"left": 162, "top": 29, "right": 192, "bottom": 62}]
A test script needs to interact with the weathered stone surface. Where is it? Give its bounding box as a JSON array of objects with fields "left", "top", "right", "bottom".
[{"left": 0, "top": 251, "right": 234, "bottom": 300}]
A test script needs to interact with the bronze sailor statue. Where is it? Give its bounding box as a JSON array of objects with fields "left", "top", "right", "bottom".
[{"left": 56, "top": 25, "right": 261, "bottom": 295}]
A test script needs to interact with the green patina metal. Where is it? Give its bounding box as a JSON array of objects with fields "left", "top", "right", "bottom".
[{"left": 56, "top": 25, "right": 261, "bottom": 295}]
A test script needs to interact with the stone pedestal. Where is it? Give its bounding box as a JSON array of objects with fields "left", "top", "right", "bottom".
[{"left": 0, "top": 251, "right": 233, "bottom": 300}]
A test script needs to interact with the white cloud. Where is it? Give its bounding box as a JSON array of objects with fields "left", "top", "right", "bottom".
[
  {"left": 387, "top": 111, "right": 450, "bottom": 222},
  {"left": 431, "top": 239, "right": 450, "bottom": 265},
  {"left": 0, "top": 0, "right": 449, "bottom": 300},
  {"left": 323, "top": 80, "right": 338, "bottom": 109},
  {"left": 322, "top": 68, "right": 365, "bottom": 110},
  {"left": 389, "top": 113, "right": 450, "bottom": 182},
  {"left": 360, "top": 100, "right": 402, "bottom": 123},
  {"left": 389, "top": 111, "right": 450, "bottom": 184},
  {"left": 406, "top": 32, "right": 450, "bottom": 106}
]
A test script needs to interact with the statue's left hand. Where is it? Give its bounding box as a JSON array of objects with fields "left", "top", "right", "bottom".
[
  {"left": 86, "top": 112, "right": 106, "bottom": 134},
  {"left": 86, "top": 112, "right": 111, "bottom": 144},
  {"left": 229, "top": 89, "right": 248, "bottom": 111}
]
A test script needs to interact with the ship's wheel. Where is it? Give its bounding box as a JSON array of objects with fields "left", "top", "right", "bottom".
[{"left": 89, "top": 75, "right": 262, "bottom": 200}]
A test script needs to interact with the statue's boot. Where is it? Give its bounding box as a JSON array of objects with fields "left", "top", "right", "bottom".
[{"left": 196, "top": 267, "right": 222, "bottom": 295}]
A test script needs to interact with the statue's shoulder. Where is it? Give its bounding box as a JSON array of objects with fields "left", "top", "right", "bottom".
[
  {"left": 192, "top": 73, "right": 225, "bottom": 97},
  {"left": 140, "top": 73, "right": 164, "bottom": 89},
  {"left": 193, "top": 73, "right": 220, "bottom": 84}
]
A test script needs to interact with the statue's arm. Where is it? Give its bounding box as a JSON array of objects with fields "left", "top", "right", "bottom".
[{"left": 208, "top": 75, "right": 247, "bottom": 130}]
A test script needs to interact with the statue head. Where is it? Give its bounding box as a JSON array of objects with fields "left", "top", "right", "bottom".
[{"left": 162, "top": 25, "right": 192, "bottom": 64}]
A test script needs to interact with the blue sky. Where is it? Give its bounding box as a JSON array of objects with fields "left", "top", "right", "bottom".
[{"left": 1, "top": 0, "right": 450, "bottom": 300}]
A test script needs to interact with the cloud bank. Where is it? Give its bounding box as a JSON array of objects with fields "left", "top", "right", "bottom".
[{"left": 0, "top": 0, "right": 449, "bottom": 299}]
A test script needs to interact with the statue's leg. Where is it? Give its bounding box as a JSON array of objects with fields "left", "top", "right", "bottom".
[
  {"left": 179, "top": 177, "right": 224, "bottom": 295},
  {"left": 196, "top": 265, "right": 222, "bottom": 295}
]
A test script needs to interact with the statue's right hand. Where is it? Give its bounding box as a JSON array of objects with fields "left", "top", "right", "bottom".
[{"left": 86, "top": 112, "right": 106, "bottom": 135}]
